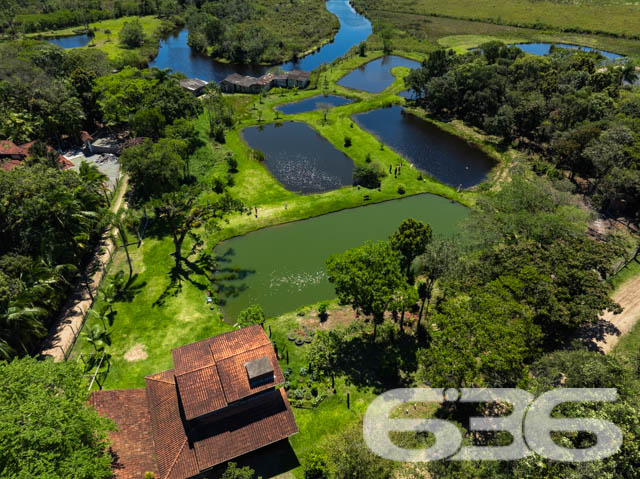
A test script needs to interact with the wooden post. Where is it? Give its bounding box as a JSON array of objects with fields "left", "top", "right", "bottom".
[{"left": 286, "top": 348, "right": 289, "bottom": 364}]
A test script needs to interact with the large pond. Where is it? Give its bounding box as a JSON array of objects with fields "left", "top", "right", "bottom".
[
  {"left": 513, "top": 43, "right": 623, "bottom": 60},
  {"left": 276, "top": 95, "right": 353, "bottom": 115},
  {"left": 353, "top": 105, "right": 495, "bottom": 188},
  {"left": 337, "top": 55, "right": 421, "bottom": 93},
  {"left": 150, "top": 0, "right": 372, "bottom": 82},
  {"left": 241, "top": 122, "right": 354, "bottom": 194},
  {"left": 214, "top": 194, "right": 468, "bottom": 321},
  {"left": 48, "top": 34, "right": 90, "bottom": 49}
]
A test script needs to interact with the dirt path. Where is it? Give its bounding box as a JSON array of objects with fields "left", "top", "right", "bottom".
[
  {"left": 577, "top": 270, "right": 640, "bottom": 353},
  {"left": 39, "top": 175, "right": 129, "bottom": 361},
  {"left": 598, "top": 272, "right": 640, "bottom": 353}
]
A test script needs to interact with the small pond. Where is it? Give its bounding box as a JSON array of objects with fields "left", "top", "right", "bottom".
[
  {"left": 150, "top": 0, "right": 372, "bottom": 82},
  {"left": 276, "top": 95, "right": 354, "bottom": 115},
  {"left": 337, "top": 55, "right": 421, "bottom": 93},
  {"left": 48, "top": 34, "right": 90, "bottom": 49},
  {"left": 353, "top": 105, "right": 495, "bottom": 188},
  {"left": 513, "top": 43, "right": 623, "bottom": 60},
  {"left": 241, "top": 122, "right": 354, "bottom": 194},
  {"left": 214, "top": 193, "right": 468, "bottom": 320}
]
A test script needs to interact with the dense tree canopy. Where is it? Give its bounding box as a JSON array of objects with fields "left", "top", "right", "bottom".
[
  {"left": 0, "top": 357, "right": 114, "bottom": 478},
  {"left": 407, "top": 44, "right": 640, "bottom": 218}
]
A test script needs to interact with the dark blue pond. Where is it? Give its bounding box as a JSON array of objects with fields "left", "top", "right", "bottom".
[
  {"left": 276, "top": 95, "right": 353, "bottom": 114},
  {"left": 513, "top": 43, "right": 623, "bottom": 60},
  {"left": 150, "top": 0, "right": 371, "bottom": 82},
  {"left": 353, "top": 105, "right": 495, "bottom": 188},
  {"left": 242, "top": 122, "right": 354, "bottom": 193},
  {"left": 337, "top": 55, "right": 421, "bottom": 93},
  {"left": 48, "top": 34, "right": 90, "bottom": 49}
]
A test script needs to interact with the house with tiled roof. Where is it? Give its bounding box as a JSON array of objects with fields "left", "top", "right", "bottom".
[
  {"left": 0, "top": 139, "right": 73, "bottom": 171},
  {"left": 91, "top": 326, "right": 298, "bottom": 479}
]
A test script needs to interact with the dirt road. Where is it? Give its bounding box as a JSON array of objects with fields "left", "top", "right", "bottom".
[{"left": 39, "top": 175, "right": 129, "bottom": 361}]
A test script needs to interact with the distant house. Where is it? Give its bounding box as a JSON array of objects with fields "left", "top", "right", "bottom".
[
  {"left": 179, "top": 78, "right": 209, "bottom": 96},
  {"left": 91, "top": 326, "right": 298, "bottom": 479},
  {"left": 0, "top": 139, "right": 73, "bottom": 171},
  {"left": 220, "top": 70, "right": 311, "bottom": 94}
]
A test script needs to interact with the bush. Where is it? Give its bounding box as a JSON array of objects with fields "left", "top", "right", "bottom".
[
  {"left": 365, "top": 153, "right": 372, "bottom": 163},
  {"left": 226, "top": 154, "right": 238, "bottom": 173},
  {"left": 318, "top": 301, "right": 329, "bottom": 321},
  {"left": 299, "top": 367, "right": 308, "bottom": 376},
  {"left": 303, "top": 452, "right": 329, "bottom": 479},
  {"left": 397, "top": 184, "right": 406, "bottom": 194},
  {"left": 353, "top": 162, "right": 386, "bottom": 189},
  {"left": 344, "top": 136, "right": 352, "bottom": 147}
]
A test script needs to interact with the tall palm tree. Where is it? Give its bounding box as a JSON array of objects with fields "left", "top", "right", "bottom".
[
  {"left": 0, "top": 302, "right": 47, "bottom": 358},
  {"left": 79, "top": 160, "right": 110, "bottom": 205}
]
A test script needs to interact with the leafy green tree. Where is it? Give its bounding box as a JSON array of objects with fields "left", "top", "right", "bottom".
[
  {"left": 390, "top": 218, "right": 432, "bottom": 280},
  {"left": 352, "top": 162, "right": 385, "bottom": 189},
  {"left": 119, "top": 19, "right": 144, "bottom": 48},
  {"left": 120, "top": 139, "right": 187, "bottom": 199},
  {"left": 0, "top": 358, "right": 114, "bottom": 478},
  {"left": 411, "top": 237, "right": 459, "bottom": 328},
  {"left": 221, "top": 462, "right": 258, "bottom": 478},
  {"left": 235, "top": 304, "right": 265, "bottom": 328},
  {"left": 326, "top": 241, "right": 407, "bottom": 337},
  {"left": 417, "top": 283, "right": 541, "bottom": 388},
  {"left": 325, "top": 423, "right": 395, "bottom": 479},
  {"left": 152, "top": 187, "right": 243, "bottom": 270},
  {"left": 131, "top": 107, "right": 166, "bottom": 141},
  {"left": 306, "top": 329, "right": 340, "bottom": 386}
]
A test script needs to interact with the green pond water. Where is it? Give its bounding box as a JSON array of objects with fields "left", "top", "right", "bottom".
[{"left": 214, "top": 194, "right": 468, "bottom": 321}]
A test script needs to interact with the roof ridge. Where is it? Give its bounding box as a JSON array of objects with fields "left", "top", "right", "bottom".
[
  {"left": 213, "top": 340, "right": 272, "bottom": 363},
  {"left": 145, "top": 372, "right": 175, "bottom": 384},
  {"left": 174, "top": 361, "right": 215, "bottom": 377},
  {"left": 164, "top": 436, "right": 189, "bottom": 479}
]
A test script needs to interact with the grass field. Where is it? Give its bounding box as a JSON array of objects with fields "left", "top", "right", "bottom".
[
  {"left": 28, "top": 16, "right": 165, "bottom": 59},
  {"left": 356, "top": 3, "right": 640, "bottom": 57},
  {"left": 355, "top": 0, "right": 640, "bottom": 39}
]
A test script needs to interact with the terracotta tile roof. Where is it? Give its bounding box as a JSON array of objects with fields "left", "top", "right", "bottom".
[
  {"left": 92, "top": 327, "right": 297, "bottom": 479},
  {"left": 175, "top": 365, "right": 226, "bottom": 420},
  {"left": 209, "top": 325, "right": 271, "bottom": 361},
  {"left": 216, "top": 344, "right": 282, "bottom": 403},
  {"left": 0, "top": 140, "right": 23, "bottom": 156},
  {"left": 0, "top": 159, "right": 22, "bottom": 171},
  {"left": 0, "top": 140, "right": 72, "bottom": 170},
  {"left": 90, "top": 389, "right": 158, "bottom": 479},
  {"left": 191, "top": 389, "right": 298, "bottom": 471}
]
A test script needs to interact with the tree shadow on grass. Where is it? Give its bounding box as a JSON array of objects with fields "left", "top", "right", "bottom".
[{"left": 334, "top": 322, "right": 419, "bottom": 393}]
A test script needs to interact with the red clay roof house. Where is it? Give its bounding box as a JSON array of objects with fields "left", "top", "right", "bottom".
[
  {"left": 0, "top": 139, "right": 73, "bottom": 171},
  {"left": 91, "top": 326, "right": 298, "bottom": 479}
]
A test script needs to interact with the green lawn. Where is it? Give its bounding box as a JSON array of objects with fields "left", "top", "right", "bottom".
[{"left": 27, "top": 16, "right": 165, "bottom": 59}]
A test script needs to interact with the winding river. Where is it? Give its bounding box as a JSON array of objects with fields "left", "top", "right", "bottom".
[{"left": 149, "top": 0, "right": 372, "bottom": 82}]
